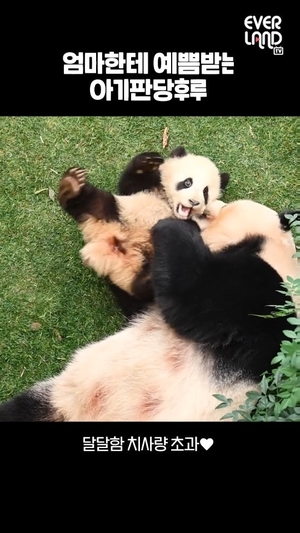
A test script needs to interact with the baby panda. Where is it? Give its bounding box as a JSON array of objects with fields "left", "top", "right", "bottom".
[
  {"left": 0, "top": 200, "right": 298, "bottom": 421},
  {"left": 58, "top": 146, "right": 230, "bottom": 314}
]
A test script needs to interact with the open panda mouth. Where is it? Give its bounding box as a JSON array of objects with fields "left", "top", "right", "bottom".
[{"left": 176, "top": 203, "right": 192, "bottom": 219}]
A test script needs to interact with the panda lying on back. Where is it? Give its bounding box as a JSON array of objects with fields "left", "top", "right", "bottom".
[
  {"left": 58, "top": 146, "right": 230, "bottom": 313},
  {"left": 0, "top": 199, "right": 298, "bottom": 421}
]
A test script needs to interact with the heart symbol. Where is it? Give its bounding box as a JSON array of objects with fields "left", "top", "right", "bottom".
[
  {"left": 255, "top": 36, "right": 260, "bottom": 42},
  {"left": 200, "top": 438, "right": 214, "bottom": 450}
]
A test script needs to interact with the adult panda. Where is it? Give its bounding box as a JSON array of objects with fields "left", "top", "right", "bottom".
[
  {"left": 0, "top": 199, "right": 298, "bottom": 421},
  {"left": 58, "top": 146, "right": 230, "bottom": 315}
]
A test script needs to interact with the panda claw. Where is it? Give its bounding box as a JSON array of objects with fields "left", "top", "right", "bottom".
[
  {"left": 134, "top": 155, "right": 163, "bottom": 174},
  {"left": 58, "top": 167, "right": 88, "bottom": 203},
  {"left": 62, "top": 167, "right": 88, "bottom": 181}
]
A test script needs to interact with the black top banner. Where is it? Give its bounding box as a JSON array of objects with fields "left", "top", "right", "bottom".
[{"left": 1, "top": 10, "right": 296, "bottom": 115}]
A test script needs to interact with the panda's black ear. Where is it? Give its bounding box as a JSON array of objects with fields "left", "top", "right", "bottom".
[
  {"left": 220, "top": 172, "right": 230, "bottom": 191},
  {"left": 169, "top": 146, "right": 187, "bottom": 158},
  {"left": 278, "top": 210, "right": 300, "bottom": 231}
]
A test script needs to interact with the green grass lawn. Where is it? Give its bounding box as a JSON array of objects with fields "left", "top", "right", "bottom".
[{"left": 0, "top": 116, "right": 298, "bottom": 402}]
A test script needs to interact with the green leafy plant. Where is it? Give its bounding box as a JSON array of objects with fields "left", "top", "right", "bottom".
[{"left": 214, "top": 213, "right": 300, "bottom": 421}]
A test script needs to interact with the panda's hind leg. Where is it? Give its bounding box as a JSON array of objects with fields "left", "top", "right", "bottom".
[
  {"left": 118, "top": 152, "right": 164, "bottom": 195},
  {"left": 58, "top": 167, "right": 120, "bottom": 223}
]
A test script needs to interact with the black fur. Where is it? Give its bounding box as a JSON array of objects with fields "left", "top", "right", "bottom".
[
  {"left": 220, "top": 172, "right": 230, "bottom": 191},
  {"left": 59, "top": 170, "right": 120, "bottom": 223},
  {"left": 107, "top": 252, "right": 154, "bottom": 319},
  {"left": 176, "top": 178, "right": 193, "bottom": 191},
  {"left": 169, "top": 146, "right": 187, "bottom": 158},
  {"left": 203, "top": 186, "right": 209, "bottom": 204},
  {"left": 151, "top": 218, "right": 295, "bottom": 382},
  {"left": 118, "top": 152, "right": 163, "bottom": 195},
  {"left": 131, "top": 256, "right": 154, "bottom": 302},
  {"left": 107, "top": 282, "right": 149, "bottom": 320},
  {"left": 0, "top": 387, "right": 63, "bottom": 422}
]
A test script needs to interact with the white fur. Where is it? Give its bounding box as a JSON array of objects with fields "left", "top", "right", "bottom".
[
  {"left": 50, "top": 310, "right": 254, "bottom": 421},
  {"left": 204, "top": 200, "right": 299, "bottom": 282},
  {"left": 160, "top": 154, "right": 223, "bottom": 219},
  {"left": 116, "top": 190, "right": 171, "bottom": 228}
]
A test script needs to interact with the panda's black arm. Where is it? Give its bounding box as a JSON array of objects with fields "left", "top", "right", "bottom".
[
  {"left": 151, "top": 219, "right": 294, "bottom": 364},
  {"left": 118, "top": 152, "right": 164, "bottom": 195},
  {"left": 58, "top": 167, "right": 120, "bottom": 223},
  {"left": 151, "top": 218, "right": 215, "bottom": 340},
  {"left": 151, "top": 219, "right": 264, "bottom": 347}
]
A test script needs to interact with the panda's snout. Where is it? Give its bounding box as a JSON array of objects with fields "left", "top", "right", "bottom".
[{"left": 189, "top": 199, "right": 200, "bottom": 207}]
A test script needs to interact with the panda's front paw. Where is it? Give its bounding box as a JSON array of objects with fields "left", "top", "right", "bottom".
[
  {"left": 131, "top": 152, "right": 164, "bottom": 174},
  {"left": 58, "top": 167, "right": 87, "bottom": 206}
]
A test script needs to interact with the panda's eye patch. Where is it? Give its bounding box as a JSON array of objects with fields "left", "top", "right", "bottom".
[
  {"left": 203, "top": 186, "right": 209, "bottom": 204},
  {"left": 176, "top": 178, "right": 193, "bottom": 191},
  {"left": 184, "top": 178, "right": 193, "bottom": 188}
]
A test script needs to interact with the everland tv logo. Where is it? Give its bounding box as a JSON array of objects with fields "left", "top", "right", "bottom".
[{"left": 244, "top": 15, "right": 283, "bottom": 54}]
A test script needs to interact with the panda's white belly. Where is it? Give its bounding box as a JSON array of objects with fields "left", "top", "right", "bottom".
[
  {"left": 50, "top": 310, "right": 255, "bottom": 421},
  {"left": 117, "top": 191, "right": 172, "bottom": 230}
]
